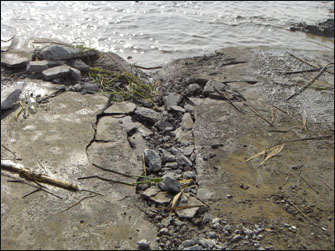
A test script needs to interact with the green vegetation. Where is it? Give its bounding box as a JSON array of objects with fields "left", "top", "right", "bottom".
[{"left": 89, "top": 66, "right": 158, "bottom": 105}]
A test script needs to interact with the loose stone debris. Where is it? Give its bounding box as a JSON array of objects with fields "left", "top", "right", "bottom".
[{"left": 1, "top": 37, "right": 334, "bottom": 250}]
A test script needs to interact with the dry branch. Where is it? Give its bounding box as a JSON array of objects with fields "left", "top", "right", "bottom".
[{"left": 1, "top": 159, "right": 78, "bottom": 191}]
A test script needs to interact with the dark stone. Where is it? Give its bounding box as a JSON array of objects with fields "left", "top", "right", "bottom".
[
  {"left": 26, "top": 60, "right": 49, "bottom": 72},
  {"left": 144, "top": 149, "right": 162, "bottom": 173},
  {"left": 134, "top": 107, "right": 161, "bottom": 125},
  {"left": 40, "top": 44, "right": 81, "bottom": 60},
  {"left": 154, "top": 120, "right": 174, "bottom": 132},
  {"left": 289, "top": 18, "right": 334, "bottom": 37},
  {"left": 163, "top": 176, "right": 181, "bottom": 194},
  {"left": 67, "top": 59, "right": 90, "bottom": 72},
  {"left": 176, "top": 154, "right": 193, "bottom": 167}
]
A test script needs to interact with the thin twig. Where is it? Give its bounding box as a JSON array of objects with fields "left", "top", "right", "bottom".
[
  {"left": 37, "top": 160, "right": 47, "bottom": 174},
  {"left": 300, "top": 175, "right": 319, "bottom": 195},
  {"left": 284, "top": 174, "right": 291, "bottom": 185},
  {"left": 1, "top": 144, "right": 18, "bottom": 159},
  {"left": 287, "top": 199, "right": 317, "bottom": 225},
  {"left": 286, "top": 62, "right": 334, "bottom": 101},
  {"left": 214, "top": 87, "right": 245, "bottom": 114},
  {"left": 92, "top": 163, "right": 136, "bottom": 178},
  {"left": 285, "top": 51, "right": 334, "bottom": 75},
  {"left": 22, "top": 188, "right": 42, "bottom": 198},
  {"left": 278, "top": 68, "right": 321, "bottom": 75},
  {"left": 319, "top": 176, "right": 333, "bottom": 190},
  {"left": 78, "top": 175, "right": 134, "bottom": 186},
  {"left": 243, "top": 102, "right": 274, "bottom": 127},
  {"left": 61, "top": 195, "right": 98, "bottom": 213},
  {"left": 189, "top": 193, "right": 209, "bottom": 207}
]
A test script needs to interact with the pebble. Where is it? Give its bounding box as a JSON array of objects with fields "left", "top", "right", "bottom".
[
  {"left": 208, "top": 231, "right": 217, "bottom": 239},
  {"left": 136, "top": 239, "right": 151, "bottom": 250},
  {"left": 159, "top": 228, "right": 170, "bottom": 236},
  {"left": 183, "top": 239, "right": 198, "bottom": 248},
  {"left": 183, "top": 171, "right": 197, "bottom": 180},
  {"left": 176, "top": 154, "right": 193, "bottom": 167},
  {"left": 202, "top": 213, "right": 211, "bottom": 225},
  {"left": 231, "top": 234, "right": 242, "bottom": 243},
  {"left": 199, "top": 238, "right": 214, "bottom": 249}
]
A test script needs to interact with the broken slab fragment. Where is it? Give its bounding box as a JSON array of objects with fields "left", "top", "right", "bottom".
[
  {"left": 1, "top": 81, "right": 25, "bottom": 110},
  {"left": 1, "top": 48, "right": 33, "bottom": 68},
  {"left": 95, "top": 116, "right": 127, "bottom": 142},
  {"left": 42, "top": 65, "right": 81, "bottom": 82},
  {"left": 154, "top": 120, "right": 174, "bottom": 132},
  {"left": 176, "top": 154, "right": 193, "bottom": 167},
  {"left": 104, "top": 101, "right": 136, "bottom": 115},
  {"left": 26, "top": 60, "right": 49, "bottom": 72},
  {"left": 133, "top": 107, "right": 161, "bottom": 125},
  {"left": 141, "top": 186, "right": 160, "bottom": 199},
  {"left": 39, "top": 44, "right": 81, "bottom": 60},
  {"left": 170, "top": 105, "right": 186, "bottom": 113},
  {"left": 175, "top": 194, "right": 204, "bottom": 219},
  {"left": 144, "top": 149, "right": 162, "bottom": 173}
]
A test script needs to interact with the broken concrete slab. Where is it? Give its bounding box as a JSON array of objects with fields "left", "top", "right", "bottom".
[
  {"left": 104, "top": 101, "right": 137, "bottom": 115},
  {"left": 95, "top": 116, "right": 127, "bottom": 142},
  {"left": 1, "top": 48, "right": 34, "bottom": 68},
  {"left": 203, "top": 80, "right": 226, "bottom": 99}
]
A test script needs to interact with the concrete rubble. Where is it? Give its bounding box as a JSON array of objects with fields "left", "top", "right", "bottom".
[{"left": 1, "top": 37, "right": 334, "bottom": 250}]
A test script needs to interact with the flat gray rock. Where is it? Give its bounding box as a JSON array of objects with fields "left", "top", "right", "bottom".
[
  {"left": 104, "top": 102, "right": 136, "bottom": 114},
  {"left": 1, "top": 48, "right": 33, "bottom": 68},
  {"left": 42, "top": 64, "right": 71, "bottom": 80},
  {"left": 67, "top": 59, "right": 90, "bottom": 72},
  {"left": 181, "top": 113, "right": 194, "bottom": 130},
  {"left": 203, "top": 80, "right": 226, "bottom": 98},
  {"left": 175, "top": 195, "right": 203, "bottom": 219}
]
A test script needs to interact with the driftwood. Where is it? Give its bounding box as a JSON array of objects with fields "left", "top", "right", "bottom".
[{"left": 1, "top": 159, "right": 78, "bottom": 191}]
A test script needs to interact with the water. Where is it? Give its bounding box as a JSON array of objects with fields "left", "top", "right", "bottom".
[{"left": 1, "top": 1, "right": 334, "bottom": 67}]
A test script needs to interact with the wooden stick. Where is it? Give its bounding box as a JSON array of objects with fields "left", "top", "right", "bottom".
[
  {"left": 214, "top": 87, "right": 245, "bottom": 114},
  {"left": 286, "top": 62, "right": 334, "bottom": 101},
  {"left": 287, "top": 199, "right": 316, "bottom": 225},
  {"left": 1, "top": 159, "right": 79, "bottom": 191},
  {"left": 284, "top": 174, "right": 291, "bottom": 185},
  {"left": 300, "top": 175, "right": 319, "bottom": 195},
  {"left": 243, "top": 102, "right": 274, "bottom": 127}
]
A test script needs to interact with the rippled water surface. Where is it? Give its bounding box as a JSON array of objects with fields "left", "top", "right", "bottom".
[{"left": 1, "top": 1, "right": 334, "bottom": 67}]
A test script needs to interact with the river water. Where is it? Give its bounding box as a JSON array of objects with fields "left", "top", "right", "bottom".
[{"left": 1, "top": 1, "right": 334, "bottom": 67}]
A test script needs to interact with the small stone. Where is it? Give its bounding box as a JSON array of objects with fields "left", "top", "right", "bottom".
[
  {"left": 170, "top": 105, "right": 186, "bottom": 113},
  {"left": 183, "top": 239, "right": 197, "bottom": 248},
  {"left": 208, "top": 231, "right": 217, "bottom": 239},
  {"left": 42, "top": 65, "right": 71, "bottom": 80},
  {"left": 224, "top": 225, "right": 231, "bottom": 232},
  {"left": 134, "top": 107, "right": 161, "bottom": 125},
  {"left": 186, "top": 83, "right": 201, "bottom": 95},
  {"left": 183, "top": 245, "right": 203, "bottom": 250},
  {"left": 199, "top": 239, "right": 214, "bottom": 249},
  {"left": 176, "top": 154, "right": 193, "bottom": 167},
  {"left": 183, "top": 145, "right": 195, "bottom": 156},
  {"left": 163, "top": 176, "right": 182, "bottom": 194},
  {"left": 137, "top": 239, "right": 151, "bottom": 250},
  {"left": 243, "top": 227, "right": 253, "bottom": 236},
  {"left": 163, "top": 92, "right": 183, "bottom": 110},
  {"left": 226, "top": 194, "right": 233, "bottom": 199},
  {"left": 154, "top": 120, "right": 174, "bottom": 132},
  {"left": 203, "top": 80, "right": 226, "bottom": 98},
  {"left": 144, "top": 149, "right": 162, "bottom": 173},
  {"left": 181, "top": 113, "right": 194, "bottom": 130},
  {"left": 231, "top": 234, "right": 242, "bottom": 243},
  {"left": 69, "top": 67, "right": 81, "bottom": 82},
  {"left": 1, "top": 81, "right": 25, "bottom": 110},
  {"left": 183, "top": 171, "right": 197, "bottom": 180},
  {"left": 81, "top": 83, "right": 99, "bottom": 93},
  {"left": 104, "top": 101, "right": 136, "bottom": 114},
  {"left": 184, "top": 104, "right": 194, "bottom": 113},
  {"left": 165, "top": 162, "right": 179, "bottom": 169},
  {"left": 202, "top": 213, "right": 211, "bottom": 225},
  {"left": 141, "top": 187, "right": 160, "bottom": 198},
  {"left": 67, "top": 59, "right": 90, "bottom": 72},
  {"left": 159, "top": 228, "right": 170, "bottom": 236}
]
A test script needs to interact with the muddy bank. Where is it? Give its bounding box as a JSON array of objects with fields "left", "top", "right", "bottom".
[{"left": 1, "top": 40, "right": 334, "bottom": 250}]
